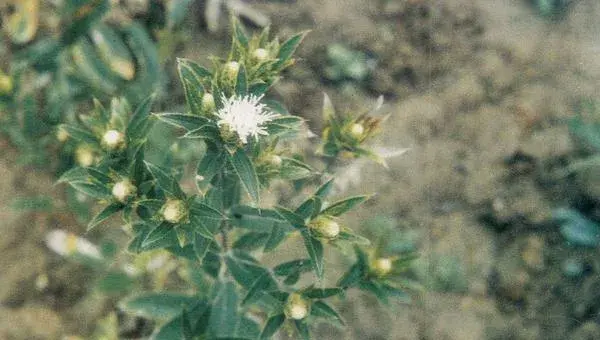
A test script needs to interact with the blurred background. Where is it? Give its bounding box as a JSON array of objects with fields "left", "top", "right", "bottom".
[{"left": 2, "top": 0, "right": 600, "bottom": 339}]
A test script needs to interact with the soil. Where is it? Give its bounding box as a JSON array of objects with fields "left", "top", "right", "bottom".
[{"left": 3, "top": 0, "right": 600, "bottom": 339}]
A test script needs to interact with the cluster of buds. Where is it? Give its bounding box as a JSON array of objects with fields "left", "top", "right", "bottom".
[
  {"left": 161, "top": 199, "right": 188, "bottom": 224},
  {"left": 284, "top": 293, "right": 310, "bottom": 320},
  {"left": 224, "top": 61, "right": 240, "bottom": 80}
]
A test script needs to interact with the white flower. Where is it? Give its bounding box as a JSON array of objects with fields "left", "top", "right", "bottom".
[
  {"left": 216, "top": 94, "right": 278, "bottom": 144},
  {"left": 45, "top": 229, "right": 102, "bottom": 260}
]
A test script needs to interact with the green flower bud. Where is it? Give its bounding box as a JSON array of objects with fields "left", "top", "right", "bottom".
[
  {"left": 202, "top": 92, "right": 215, "bottom": 112},
  {"left": 0, "top": 73, "right": 13, "bottom": 95},
  {"left": 224, "top": 61, "right": 240, "bottom": 80},
  {"left": 284, "top": 293, "right": 310, "bottom": 320},
  {"left": 252, "top": 48, "right": 269, "bottom": 62},
  {"left": 161, "top": 199, "right": 187, "bottom": 224},
  {"left": 102, "top": 129, "right": 126, "bottom": 150},
  {"left": 75, "top": 146, "right": 96, "bottom": 167},
  {"left": 371, "top": 257, "right": 393, "bottom": 277},
  {"left": 309, "top": 215, "right": 341, "bottom": 240},
  {"left": 111, "top": 179, "right": 136, "bottom": 203},
  {"left": 349, "top": 123, "right": 365, "bottom": 140},
  {"left": 268, "top": 154, "right": 282, "bottom": 167},
  {"left": 56, "top": 127, "right": 69, "bottom": 142}
]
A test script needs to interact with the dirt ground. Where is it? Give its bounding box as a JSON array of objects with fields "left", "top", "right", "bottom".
[{"left": 3, "top": 0, "right": 600, "bottom": 339}]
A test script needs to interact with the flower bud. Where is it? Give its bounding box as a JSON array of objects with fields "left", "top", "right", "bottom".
[
  {"left": 349, "top": 123, "right": 365, "bottom": 139},
  {"left": 284, "top": 293, "right": 310, "bottom": 320},
  {"left": 112, "top": 179, "right": 136, "bottom": 203},
  {"left": 75, "top": 146, "right": 95, "bottom": 167},
  {"left": 102, "top": 129, "right": 126, "bottom": 150},
  {"left": 268, "top": 154, "right": 282, "bottom": 167},
  {"left": 161, "top": 199, "right": 187, "bottom": 224},
  {"left": 224, "top": 61, "right": 240, "bottom": 80},
  {"left": 0, "top": 73, "right": 13, "bottom": 95},
  {"left": 371, "top": 257, "right": 393, "bottom": 277},
  {"left": 202, "top": 93, "right": 215, "bottom": 112},
  {"left": 309, "top": 216, "right": 341, "bottom": 240},
  {"left": 56, "top": 127, "right": 69, "bottom": 142},
  {"left": 252, "top": 48, "right": 269, "bottom": 62}
]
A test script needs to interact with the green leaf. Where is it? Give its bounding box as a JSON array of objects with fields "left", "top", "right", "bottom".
[
  {"left": 209, "top": 282, "right": 240, "bottom": 338},
  {"left": 301, "top": 231, "right": 324, "bottom": 279},
  {"left": 265, "top": 116, "right": 304, "bottom": 136},
  {"left": 321, "top": 195, "right": 371, "bottom": 216},
  {"left": 189, "top": 199, "right": 224, "bottom": 237},
  {"left": 337, "top": 263, "right": 363, "bottom": 288},
  {"left": 295, "top": 197, "right": 322, "bottom": 220},
  {"left": 182, "top": 124, "right": 220, "bottom": 141},
  {"left": 197, "top": 148, "right": 228, "bottom": 185},
  {"left": 121, "top": 22, "right": 160, "bottom": 104},
  {"left": 90, "top": 23, "right": 136, "bottom": 80},
  {"left": 259, "top": 314, "right": 285, "bottom": 340},
  {"left": 236, "top": 65, "right": 247, "bottom": 96},
  {"left": 151, "top": 315, "right": 183, "bottom": 340},
  {"left": 232, "top": 18, "right": 249, "bottom": 48},
  {"left": 242, "top": 274, "right": 276, "bottom": 307},
  {"left": 69, "top": 181, "right": 111, "bottom": 199},
  {"left": 274, "top": 31, "right": 309, "bottom": 69},
  {"left": 142, "top": 222, "right": 177, "bottom": 249},
  {"left": 127, "top": 93, "right": 156, "bottom": 142},
  {"left": 294, "top": 320, "right": 311, "bottom": 340},
  {"left": 302, "top": 287, "right": 343, "bottom": 299},
  {"left": 120, "top": 292, "right": 196, "bottom": 319},
  {"left": 273, "top": 259, "right": 312, "bottom": 276},
  {"left": 144, "top": 161, "right": 184, "bottom": 198},
  {"left": 279, "top": 157, "right": 315, "bottom": 181},
  {"left": 233, "top": 232, "right": 270, "bottom": 250},
  {"left": 193, "top": 233, "right": 213, "bottom": 263},
  {"left": 97, "top": 271, "right": 134, "bottom": 294},
  {"left": 314, "top": 178, "right": 335, "bottom": 199},
  {"left": 154, "top": 112, "right": 211, "bottom": 131},
  {"left": 61, "top": 0, "right": 110, "bottom": 46},
  {"left": 310, "top": 301, "right": 344, "bottom": 326},
  {"left": 226, "top": 253, "right": 275, "bottom": 289},
  {"left": 264, "top": 224, "right": 288, "bottom": 252},
  {"left": 229, "top": 149, "right": 260, "bottom": 204},
  {"left": 177, "top": 58, "right": 206, "bottom": 116},
  {"left": 59, "top": 124, "right": 97, "bottom": 144},
  {"left": 275, "top": 206, "right": 306, "bottom": 229},
  {"left": 336, "top": 228, "right": 371, "bottom": 245},
  {"left": 88, "top": 202, "right": 123, "bottom": 231}
]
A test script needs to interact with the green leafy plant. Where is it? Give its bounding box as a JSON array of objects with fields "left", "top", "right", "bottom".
[
  {"left": 57, "top": 19, "right": 419, "bottom": 339},
  {"left": 0, "top": 0, "right": 183, "bottom": 166}
]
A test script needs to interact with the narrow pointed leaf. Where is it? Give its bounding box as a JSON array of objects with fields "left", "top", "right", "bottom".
[
  {"left": 236, "top": 65, "right": 247, "bottom": 96},
  {"left": 144, "top": 161, "right": 184, "bottom": 198},
  {"left": 294, "top": 320, "right": 311, "bottom": 340},
  {"left": 229, "top": 149, "right": 260, "bottom": 203},
  {"left": 301, "top": 231, "right": 324, "bottom": 278},
  {"left": 275, "top": 206, "right": 306, "bottom": 229},
  {"left": 314, "top": 178, "right": 335, "bottom": 199},
  {"left": 88, "top": 202, "right": 123, "bottom": 231},
  {"left": 142, "top": 222, "right": 176, "bottom": 248},
  {"left": 120, "top": 293, "right": 196, "bottom": 319},
  {"left": 264, "top": 224, "right": 287, "bottom": 252},
  {"left": 193, "top": 233, "right": 212, "bottom": 263},
  {"left": 321, "top": 195, "right": 371, "bottom": 216},
  {"left": 209, "top": 282, "right": 240, "bottom": 338},
  {"left": 310, "top": 301, "right": 345, "bottom": 326},
  {"left": 197, "top": 148, "right": 228, "bottom": 185},
  {"left": 274, "top": 31, "right": 309, "bottom": 69},
  {"left": 127, "top": 93, "right": 156, "bottom": 142},
  {"left": 154, "top": 112, "right": 210, "bottom": 131},
  {"left": 259, "top": 314, "right": 285, "bottom": 340},
  {"left": 177, "top": 58, "right": 206, "bottom": 115},
  {"left": 302, "top": 287, "right": 343, "bottom": 299},
  {"left": 295, "top": 197, "right": 322, "bottom": 220}
]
